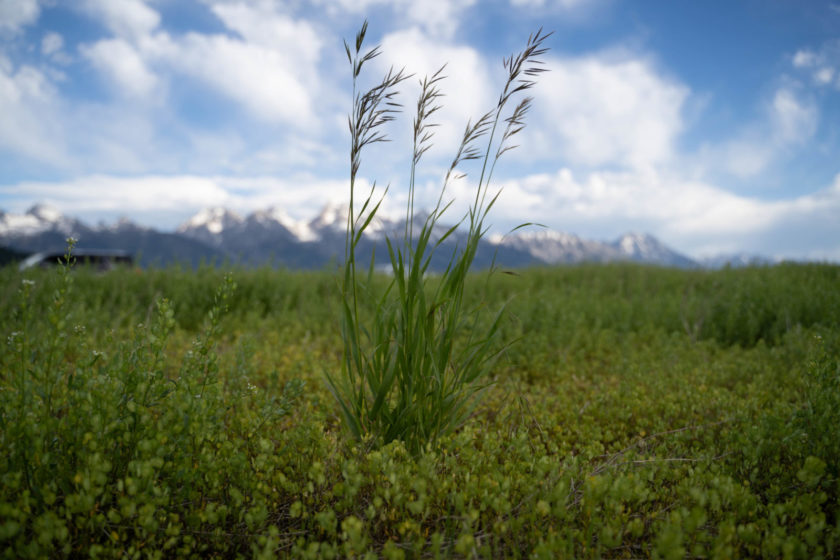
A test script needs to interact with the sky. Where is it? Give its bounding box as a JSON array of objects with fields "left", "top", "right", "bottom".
[{"left": 0, "top": 0, "right": 839, "bottom": 261}]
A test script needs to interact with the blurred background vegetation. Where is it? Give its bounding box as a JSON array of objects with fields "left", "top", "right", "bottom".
[{"left": 1, "top": 262, "right": 838, "bottom": 558}]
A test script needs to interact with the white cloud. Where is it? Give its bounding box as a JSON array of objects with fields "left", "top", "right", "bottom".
[
  {"left": 81, "top": 0, "right": 160, "bottom": 41},
  {"left": 3, "top": 7, "right": 332, "bottom": 177},
  {"left": 792, "top": 49, "right": 817, "bottom": 68},
  {"left": 0, "top": 55, "right": 69, "bottom": 167},
  {"left": 209, "top": 2, "right": 322, "bottom": 56},
  {"left": 81, "top": 38, "right": 159, "bottom": 98},
  {"left": 375, "top": 27, "right": 495, "bottom": 159},
  {"left": 524, "top": 52, "right": 688, "bottom": 169},
  {"left": 41, "top": 31, "right": 72, "bottom": 65},
  {"left": 79, "top": 2, "right": 323, "bottom": 127},
  {"left": 508, "top": 0, "right": 608, "bottom": 21},
  {"left": 77, "top": 1, "right": 163, "bottom": 99},
  {"left": 314, "top": 0, "right": 474, "bottom": 39},
  {"left": 0, "top": 0, "right": 40, "bottom": 34},
  {"left": 315, "top": 0, "right": 388, "bottom": 13},
  {"left": 3, "top": 175, "right": 229, "bottom": 212},
  {"left": 479, "top": 168, "right": 840, "bottom": 258},
  {"left": 403, "top": 0, "right": 476, "bottom": 39},
  {"left": 210, "top": 176, "right": 353, "bottom": 218},
  {"left": 41, "top": 31, "right": 63, "bottom": 55},
  {"left": 1, "top": 1, "right": 835, "bottom": 262},
  {"left": 814, "top": 67, "right": 835, "bottom": 85},
  {"left": 791, "top": 40, "right": 840, "bottom": 90},
  {"left": 719, "top": 141, "right": 771, "bottom": 179},
  {"left": 770, "top": 88, "right": 817, "bottom": 144},
  {"left": 511, "top": 0, "right": 589, "bottom": 8},
  {"left": 163, "top": 32, "right": 317, "bottom": 126},
  {"left": 0, "top": 174, "right": 359, "bottom": 228},
  {"left": 3, "top": 167, "right": 840, "bottom": 260},
  {"left": 707, "top": 87, "right": 817, "bottom": 179}
]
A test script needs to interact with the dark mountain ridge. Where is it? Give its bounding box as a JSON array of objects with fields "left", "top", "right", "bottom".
[{"left": 1, "top": 203, "right": 719, "bottom": 269}]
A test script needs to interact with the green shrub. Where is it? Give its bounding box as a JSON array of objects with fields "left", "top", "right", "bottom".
[
  {"left": 1, "top": 241, "right": 838, "bottom": 557},
  {"left": 0, "top": 244, "right": 305, "bottom": 558}
]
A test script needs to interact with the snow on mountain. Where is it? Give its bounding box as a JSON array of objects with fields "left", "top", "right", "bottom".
[
  {"left": 0, "top": 204, "right": 79, "bottom": 236},
  {"left": 0, "top": 211, "right": 44, "bottom": 236},
  {"left": 175, "top": 207, "right": 246, "bottom": 249},
  {"left": 179, "top": 206, "right": 319, "bottom": 245},
  {"left": 178, "top": 207, "right": 243, "bottom": 235},
  {"left": 29, "top": 203, "right": 62, "bottom": 223},
  {"left": 251, "top": 207, "right": 317, "bottom": 242},
  {"left": 613, "top": 232, "right": 662, "bottom": 258},
  {"left": 305, "top": 203, "right": 397, "bottom": 241},
  {"left": 308, "top": 203, "right": 348, "bottom": 235},
  {"left": 610, "top": 232, "right": 696, "bottom": 267},
  {"left": 103, "top": 217, "right": 149, "bottom": 233},
  {"left": 494, "top": 229, "right": 620, "bottom": 264},
  {"left": 0, "top": 206, "right": 228, "bottom": 267},
  {"left": 0, "top": 205, "right": 148, "bottom": 238},
  {"left": 491, "top": 229, "right": 697, "bottom": 267},
  {"left": 0, "top": 202, "right": 729, "bottom": 270}
]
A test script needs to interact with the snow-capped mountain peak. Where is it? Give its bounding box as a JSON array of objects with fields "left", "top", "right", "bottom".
[
  {"left": 494, "top": 228, "right": 582, "bottom": 245},
  {"left": 2, "top": 202, "right": 711, "bottom": 269},
  {"left": 310, "top": 203, "right": 349, "bottom": 231},
  {"left": 252, "top": 207, "right": 317, "bottom": 242},
  {"left": 610, "top": 232, "right": 696, "bottom": 267},
  {"left": 496, "top": 228, "right": 618, "bottom": 264},
  {"left": 614, "top": 232, "right": 662, "bottom": 257},
  {"left": 178, "top": 207, "right": 242, "bottom": 235},
  {"left": 28, "top": 203, "right": 63, "bottom": 223},
  {"left": 0, "top": 211, "right": 44, "bottom": 236},
  {"left": 0, "top": 204, "right": 77, "bottom": 236}
]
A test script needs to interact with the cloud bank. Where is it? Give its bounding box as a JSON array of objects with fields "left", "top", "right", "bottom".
[{"left": 0, "top": 0, "right": 837, "bottom": 261}]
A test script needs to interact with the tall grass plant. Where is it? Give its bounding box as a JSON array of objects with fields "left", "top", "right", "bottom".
[{"left": 326, "top": 22, "right": 551, "bottom": 453}]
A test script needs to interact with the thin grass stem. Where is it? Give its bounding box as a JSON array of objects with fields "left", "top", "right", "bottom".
[{"left": 331, "top": 21, "right": 551, "bottom": 454}]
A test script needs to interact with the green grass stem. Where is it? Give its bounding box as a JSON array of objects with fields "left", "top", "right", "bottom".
[{"left": 327, "top": 22, "right": 552, "bottom": 454}]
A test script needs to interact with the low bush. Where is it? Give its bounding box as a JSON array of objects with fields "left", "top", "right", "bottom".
[
  {"left": 1, "top": 256, "right": 838, "bottom": 557},
  {"left": 1, "top": 254, "right": 304, "bottom": 557}
]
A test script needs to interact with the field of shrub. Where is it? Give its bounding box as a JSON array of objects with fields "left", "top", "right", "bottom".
[{"left": 1, "top": 259, "right": 838, "bottom": 558}]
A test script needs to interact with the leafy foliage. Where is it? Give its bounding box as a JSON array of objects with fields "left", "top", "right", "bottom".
[
  {"left": 1, "top": 251, "right": 305, "bottom": 558},
  {"left": 0, "top": 257, "right": 838, "bottom": 557}
]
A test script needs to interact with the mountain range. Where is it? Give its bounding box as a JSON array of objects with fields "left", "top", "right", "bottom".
[{"left": 0, "top": 203, "right": 765, "bottom": 270}]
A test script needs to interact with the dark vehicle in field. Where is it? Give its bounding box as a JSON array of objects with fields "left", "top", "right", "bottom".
[{"left": 19, "top": 249, "right": 134, "bottom": 271}]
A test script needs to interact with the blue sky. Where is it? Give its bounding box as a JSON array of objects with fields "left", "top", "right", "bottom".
[{"left": 1, "top": 0, "right": 838, "bottom": 260}]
